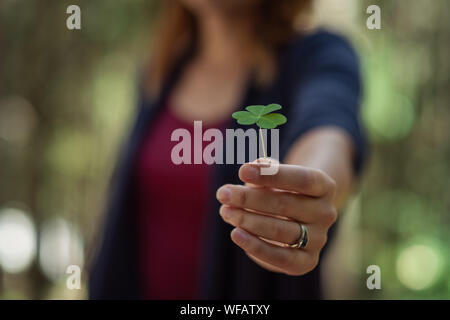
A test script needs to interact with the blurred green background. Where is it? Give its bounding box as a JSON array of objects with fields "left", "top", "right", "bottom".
[{"left": 0, "top": 0, "right": 448, "bottom": 299}]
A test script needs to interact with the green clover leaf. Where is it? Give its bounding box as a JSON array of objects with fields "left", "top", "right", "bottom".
[
  {"left": 231, "top": 111, "right": 257, "bottom": 125},
  {"left": 256, "top": 113, "right": 287, "bottom": 129}
]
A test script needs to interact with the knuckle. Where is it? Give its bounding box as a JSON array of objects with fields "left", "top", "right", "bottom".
[
  {"left": 273, "top": 221, "right": 287, "bottom": 241},
  {"left": 276, "top": 193, "right": 289, "bottom": 216},
  {"left": 322, "top": 205, "right": 337, "bottom": 225},
  {"left": 326, "top": 177, "right": 337, "bottom": 198},
  {"left": 328, "top": 177, "right": 337, "bottom": 192},
  {"left": 237, "top": 189, "right": 248, "bottom": 207},
  {"left": 318, "top": 233, "right": 328, "bottom": 249},
  {"left": 309, "top": 169, "right": 335, "bottom": 196}
]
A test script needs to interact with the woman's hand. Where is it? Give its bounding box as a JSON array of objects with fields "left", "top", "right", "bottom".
[{"left": 216, "top": 161, "right": 337, "bottom": 276}]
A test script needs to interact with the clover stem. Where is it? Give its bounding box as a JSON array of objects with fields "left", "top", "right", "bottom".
[{"left": 259, "top": 127, "right": 267, "bottom": 159}]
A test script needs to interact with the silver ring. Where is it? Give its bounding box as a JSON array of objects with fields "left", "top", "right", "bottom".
[{"left": 289, "top": 224, "right": 308, "bottom": 249}]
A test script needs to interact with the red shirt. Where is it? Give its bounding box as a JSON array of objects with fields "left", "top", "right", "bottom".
[{"left": 135, "top": 106, "right": 223, "bottom": 299}]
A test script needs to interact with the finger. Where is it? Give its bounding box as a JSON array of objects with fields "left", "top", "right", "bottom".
[
  {"left": 247, "top": 253, "right": 286, "bottom": 274},
  {"left": 230, "top": 228, "right": 318, "bottom": 276},
  {"left": 244, "top": 182, "right": 264, "bottom": 189},
  {"left": 220, "top": 205, "right": 301, "bottom": 244},
  {"left": 239, "top": 162, "right": 335, "bottom": 197},
  {"left": 243, "top": 159, "right": 275, "bottom": 189},
  {"left": 217, "top": 184, "right": 334, "bottom": 224},
  {"left": 220, "top": 206, "right": 328, "bottom": 251}
]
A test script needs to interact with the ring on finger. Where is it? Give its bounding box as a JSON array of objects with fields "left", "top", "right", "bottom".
[{"left": 289, "top": 223, "right": 308, "bottom": 249}]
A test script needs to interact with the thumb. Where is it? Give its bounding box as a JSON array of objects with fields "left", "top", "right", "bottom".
[{"left": 240, "top": 157, "right": 280, "bottom": 187}]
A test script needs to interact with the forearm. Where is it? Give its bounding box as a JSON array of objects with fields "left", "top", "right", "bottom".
[{"left": 283, "top": 126, "right": 355, "bottom": 210}]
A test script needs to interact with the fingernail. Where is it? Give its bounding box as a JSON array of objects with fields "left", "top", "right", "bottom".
[
  {"left": 241, "top": 165, "right": 259, "bottom": 181},
  {"left": 232, "top": 228, "right": 248, "bottom": 244},
  {"left": 217, "top": 186, "right": 231, "bottom": 202}
]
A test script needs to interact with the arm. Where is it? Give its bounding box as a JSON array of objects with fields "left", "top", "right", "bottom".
[{"left": 284, "top": 126, "right": 355, "bottom": 210}]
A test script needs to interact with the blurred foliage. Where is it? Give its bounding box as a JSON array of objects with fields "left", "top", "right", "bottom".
[
  {"left": 0, "top": 0, "right": 449, "bottom": 299},
  {"left": 357, "top": 0, "right": 450, "bottom": 299},
  {"left": 0, "top": 0, "right": 159, "bottom": 299}
]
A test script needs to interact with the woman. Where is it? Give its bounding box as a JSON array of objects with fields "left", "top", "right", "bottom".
[{"left": 89, "top": 0, "right": 366, "bottom": 299}]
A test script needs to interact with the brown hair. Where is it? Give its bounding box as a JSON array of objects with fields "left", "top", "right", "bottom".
[{"left": 147, "top": 0, "right": 313, "bottom": 95}]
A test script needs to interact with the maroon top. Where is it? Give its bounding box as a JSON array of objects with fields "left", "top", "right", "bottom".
[{"left": 135, "top": 106, "right": 224, "bottom": 299}]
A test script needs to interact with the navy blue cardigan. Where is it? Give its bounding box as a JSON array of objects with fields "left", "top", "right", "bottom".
[{"left": 89, "top": 30, "right": 366, "bottom": 299}]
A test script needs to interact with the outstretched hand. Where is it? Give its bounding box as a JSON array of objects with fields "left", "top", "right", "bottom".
[{"left": 216, "top": 160, "right": 337, "bottom": 276}]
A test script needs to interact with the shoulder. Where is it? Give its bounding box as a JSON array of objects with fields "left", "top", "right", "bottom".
[
  {"left": 280, "top": 29, "right": 360, "bottom": 73},
  {"left": 290, "top": 29, "right": 355, "bottom": 50}
]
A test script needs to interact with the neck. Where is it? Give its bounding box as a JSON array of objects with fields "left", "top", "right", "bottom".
[{"left": 196, "top": 12, "right": 250, "bottom": 68}]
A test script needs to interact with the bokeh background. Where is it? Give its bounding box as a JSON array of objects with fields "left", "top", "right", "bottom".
[{"left": 0, "top": 0, "right": 448, "bottom": 299}]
